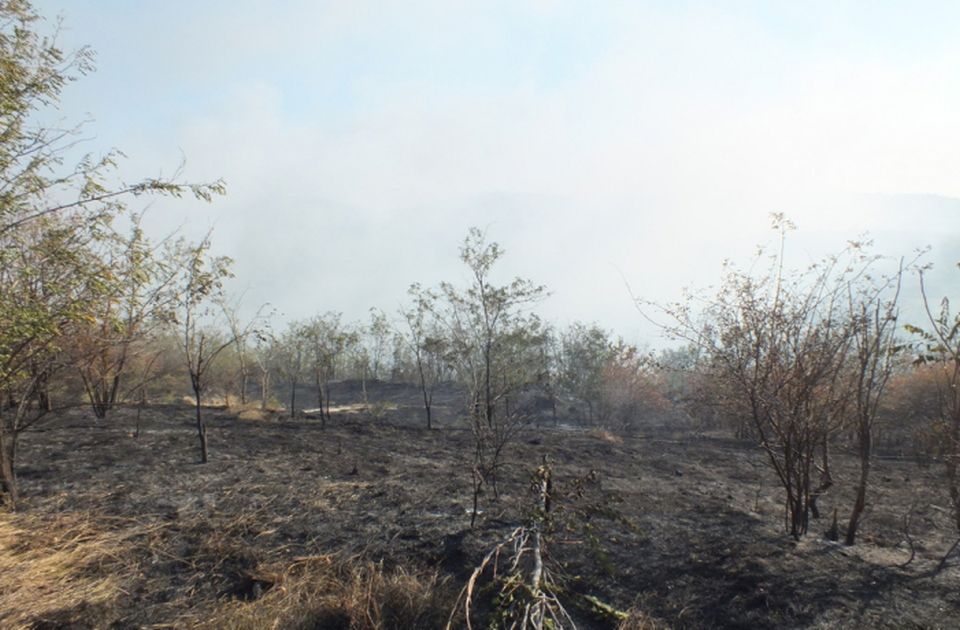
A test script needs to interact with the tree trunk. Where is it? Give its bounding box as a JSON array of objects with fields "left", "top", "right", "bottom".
[
  {"left": 361, "top": 366, "right": 368, "bottom": 411},
  {"left": 290, "top": 377, "right": 297, "bottom": 419},
  {"left": 0, "top": 425, "right": 18, "bottom": 511},
  {"left": 846, "top": 459, "right": 870, "bottom": 545},
  {"left": 239, "top": 356, "right": 248, "bottom": 405},
  {"left": 314, "top": 371, "right": 327, "bottom": 425},
  {"left": 193, "top": 381, "right": 208, "bottom": 464},
  {"left": 950, "top": 407, "right": 960, "bottom": 535},
  {"left": 317, "top": 381, "right": 326, "bottom": 428},
  {"left": 135, "top": 398, "right": 143, "bottom": 439},
  {"left": 470, "top": 465, "right": 482, "bottom": 528},
  {"left": 260, "top": 370, "right": 270, "bottom": 410},
  {"left": 323, "top": 380, "right": 330, "bottom": 428}
]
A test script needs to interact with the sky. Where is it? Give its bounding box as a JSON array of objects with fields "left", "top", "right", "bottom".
[{"left": 33, "top": 0, "right": 960, "bottom": 344}]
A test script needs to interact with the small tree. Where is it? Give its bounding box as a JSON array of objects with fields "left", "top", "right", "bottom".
[
  {"left": 843, "top": 260, "right": 903, "bottom": 545},
  {"left": 909, "top": 263, "right": 960, "bottom": 564},
  {"left": 72, "top": 218, "right": 182, "bottom": 419},
  {"left": 555, "top": 322, "right": 615, "bottom": 425},
  {"left": 275, "top": 322, "right": 308, "bottom": 419},
  {"left": 0, "top": 217, "right": 107, "bottom": 508},
  {"left": 401, "top": 285, "right": 452, "bottom": 429},
  {"left": 252, "top": 330, "right": 279, "bottom": 410},
  {"left": 647, "top": 216, "right": 864, "bottom": 539},
  {"left": 433, "top": 228, "right": 548, "bottom": 525},
  {"left": 348, "top": 310, "right": 390, "bottom": 410},
  {"left": 365, "top": 308, "right": 391, "bottom": 382},
  {"left": 596, "top": 340, "right": 672, "bottom": 433},
  {"left": 302, "top": 312, "right": 354, "bottom": 426},
  {"left": 172, "top": 237, "right": 235, "bottom": 464},
  {"left": 217, "top": 293, "right": 270, "bottom": 407}
]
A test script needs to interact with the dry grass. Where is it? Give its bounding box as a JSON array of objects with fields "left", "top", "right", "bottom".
[
  {"left": 0, "top": 511, "right": 139, "bottom": 629},
  {"left": 587, "top": 427, "right": 624, "bottom": 444},
  {"left": 237, "top": 407, "right": 269, "bottom": 421},
  {"left": 199, "top": 554, "right": 453, "bottom": 630},
  {"left": 617, "top": 608, "right": 670, "bottom": 630}
]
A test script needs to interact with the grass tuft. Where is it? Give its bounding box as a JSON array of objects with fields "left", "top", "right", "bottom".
[
  {"left": 0, "top": 511, "right": 136, "bottom": 629},
  {"left": 200, "top": 554, "right": 453, "bottom": 630}
]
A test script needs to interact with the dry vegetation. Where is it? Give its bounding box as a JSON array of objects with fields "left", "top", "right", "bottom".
[
  {"left": 0, "top": 511, "right": 137, "bottom": 628},
  {"left": 2, "top": 382, "right": 959, "bottom": 628}
]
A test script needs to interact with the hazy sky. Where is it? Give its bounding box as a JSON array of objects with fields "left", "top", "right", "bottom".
[{"left": 35, "top": 1, "right": 960, "bottom": 343}]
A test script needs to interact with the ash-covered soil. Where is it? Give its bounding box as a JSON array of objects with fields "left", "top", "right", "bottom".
[{"left": 8, "top": 381, "right": 960, "bottom": 629}]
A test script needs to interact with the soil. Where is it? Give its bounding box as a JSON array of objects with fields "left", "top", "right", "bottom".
[{"left": 7, "top": 380, "right": 960, "bottom": 629}]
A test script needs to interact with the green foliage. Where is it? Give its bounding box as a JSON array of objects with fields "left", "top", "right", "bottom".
[
  {"left": 556, "top": 322, "right": 615, "bottom": 416},
  {"left": 0, "top": 0, "right": 225, "bottom": 428}
]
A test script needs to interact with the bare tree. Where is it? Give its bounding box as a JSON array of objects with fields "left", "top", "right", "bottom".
[
  {"left": 843, "top": 259, "right": 904, "bottom": 545},
  {"left": 217, "top": 293, "right": 270, "bottom": 407},
  {"left": 644, "top": 216, "right": 872, "bottom": 539},
  {"left": 909, "top": 264, "right": 960, "bottom": 564}
]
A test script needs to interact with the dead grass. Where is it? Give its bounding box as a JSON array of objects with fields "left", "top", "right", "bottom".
[
  {"left": 237, "top": 407, "right": 269, "bottom": 421},
  {"left": 199, "top": 554, "right": 453, "bottom": 630},
  {"left": 617, "top": 609, "right": 670, "bottom": 630},
  {"left": 587, "top": 427, "right": 624, "bottom": 444},
  {"left": 0, "top": 511, "right": 139, "bottom": 629}
]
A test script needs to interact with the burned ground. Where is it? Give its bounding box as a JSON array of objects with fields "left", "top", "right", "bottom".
[{"left": 3, "top": 382, "right": 960, "bottom": 629}]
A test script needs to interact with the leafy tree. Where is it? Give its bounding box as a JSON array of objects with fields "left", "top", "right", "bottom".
[
  {"left": 596, "top": 340, "right": 672, "bottom": 432},
  {"left": 217, "top": 293, "right": 270, "bottom": 406},
  {"left": 0, "top": 1, "right": 223, "bottom": 508},
  {"left": 365, "top": 308, "right": 391, "bottom": 382},
  {"left": 251, "top": 329, "right": 280, "bottom": 410},
  {"left": 432, "top": 228, "right": 548, "bottom": 525},
  {"left": 348, "top": 309, "right": 390, "bottom": 410},
  {"left": 401, "top": 285, "right": 452, "bottom": 429},
  {"left": 556, "top": 322, "right": 615, "bottom": 424},
  {"left": 0, "top": 215, "right": 108, "bottom": 507},
  {"left": 274, "top": 321, "right": 308, "bottom": 418},
  {"left": 170, "top": 236, "right": 235, "bottom": 464},
  {"left": 71, "top": 217, "right": 181, "bottom": 419},
  {"left": 302, "top": 312, "right": 355, "bottom": 426}
]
